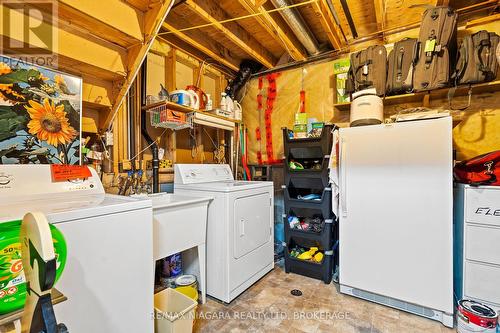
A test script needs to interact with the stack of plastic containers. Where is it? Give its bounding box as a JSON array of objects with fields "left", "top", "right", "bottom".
[{"left": 281, "top": 124, "right": 338, "bottom": 284}]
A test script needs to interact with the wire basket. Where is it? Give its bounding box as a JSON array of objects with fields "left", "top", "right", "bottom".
[{"left": 148, "top": 104, "right": 193, "bottom": 130}]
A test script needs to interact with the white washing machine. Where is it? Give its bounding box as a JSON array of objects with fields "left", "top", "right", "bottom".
[
  {"left": 174, "top": 164, "right": 274, "bottom": 303},
  {"left": 0, "top": 165, "right": 153, "bottom": 333}
]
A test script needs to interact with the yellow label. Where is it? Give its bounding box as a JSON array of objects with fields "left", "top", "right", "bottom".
[{"left": 424, "top": 39, "right": 436, "bottom": 53}]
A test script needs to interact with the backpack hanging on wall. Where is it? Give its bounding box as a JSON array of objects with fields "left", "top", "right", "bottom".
[
  {"left": 453, "top": 30, "right": 500, "bottom": 85},
  {"left": 386, "top": 38, "right": 419, "bottom": 95},
  {"left": 454, "top": 151, "right": 500, "bottom": 186},
  {"left": 413, "top": 6, "right": 458, "bottom": 92},
  {"left": 346, "top": 45, "right": 387, "bottom": 96}
]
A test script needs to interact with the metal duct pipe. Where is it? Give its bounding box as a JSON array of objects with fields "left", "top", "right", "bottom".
[{"left": 270, "top": 0, "right": 320, "bottom": 55}]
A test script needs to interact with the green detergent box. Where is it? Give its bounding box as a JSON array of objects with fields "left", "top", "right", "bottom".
[
  {"left": 0, "top": 220, "right": 67, "bottom": 315},
  {"left": 295, "top": 113, "right": 308, "bottom": 125},
  {"left": 333, "top": 58, "right": 351, "bottom": 103}
]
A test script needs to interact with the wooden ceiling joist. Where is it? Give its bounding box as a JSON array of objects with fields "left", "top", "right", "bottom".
[
  {"left": 373, "top": 0, "right": 386, "bottom": 31},
  {"left": 125, "top": 0, "right": 152, "bottom": 12},
  {"left": 161, "top": 22, "right": 240, "bottom": 72},
  {"left": 183, "top": 0, "right": 276, "bottom": 68},
  {"left": 436, "top": 0, "right": 450, "bottom": 6},
  {"left": 156, "top": 36, "right": 236, "bottom": 78},
  {"left": 56, "top": 0, "right": 144, "bottom": 48},
  {"left": 102, "top": 0, "right": 175, "bottom": 129},
  {"left": 311, "top": 0, "right": 343, "bottom": 49},
  {"left": 465, "top": 13, "right": 500, "bottom": 28},
  {"left": 0, "top": 3, "right": 127, "bottom": 80},
  {"left": 237, "top": 0, "right": 307, "bottom": 61}
]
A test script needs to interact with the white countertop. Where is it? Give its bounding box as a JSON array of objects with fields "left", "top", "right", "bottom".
[{"left": 144, "top": 193, "right": 212, "bottom": 210}]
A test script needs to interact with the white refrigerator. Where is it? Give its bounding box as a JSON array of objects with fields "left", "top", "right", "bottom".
[{"left": 338, "top": 116, "right": 454, "bottom": 327}]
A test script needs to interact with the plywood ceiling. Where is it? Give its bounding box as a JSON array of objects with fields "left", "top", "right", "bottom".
[{"left": 159, "top": 0, "right": 499, "bottom": 72}]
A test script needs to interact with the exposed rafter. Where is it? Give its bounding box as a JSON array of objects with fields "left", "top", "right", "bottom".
[
  {"left": 465, "top": 13, "right": 500, "bottom": 28},
  {"left": 161, "top": 21, "right": 240, "bottom": 72},
  {"left": 0, "top": 3, "right": 127, "bottom": 80},
  {"left": 338, "top": 0, "right": 358, "bottom": 39},
  {"left": 103, "top": 0, "right": 175, "bottom": 129},
  {"left": 436, "top": 0, "right": 450, "bottom": 6},
  {"left": 311, "top": 0, "right": 343, "bottom": 49},
  {"left": 125, "top": 0, "right": 151, "bottom": 12},
  {"left": 183, "top": 0, "right": 276, "bottom": 68},
  {"left": 56, "top": 0, "right": 144, "bottom": 48},
  {"left": 373, "top": 0, "right": 386, "bottom": 32},
  {"left": 237, "top": 0, "right": 307, "bottom": 61}
]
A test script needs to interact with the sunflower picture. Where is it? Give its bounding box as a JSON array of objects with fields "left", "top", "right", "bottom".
[{"left": 0, "top": 55, "right": 81, "bottom": 164}]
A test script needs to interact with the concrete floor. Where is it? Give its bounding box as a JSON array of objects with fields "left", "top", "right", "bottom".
[{"left": 193, "top": 264, "right": 455, "bottom": 333}]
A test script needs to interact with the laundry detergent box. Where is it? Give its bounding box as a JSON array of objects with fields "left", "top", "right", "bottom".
[
  {"left": 333, "top": 58, "right": 350, "bottom": 103},
  {"left": 0, "top": 220, "right": 67, "bottom": 315}
]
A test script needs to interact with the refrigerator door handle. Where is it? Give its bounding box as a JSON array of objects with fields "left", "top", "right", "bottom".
[{"left": 340, "top": 138, "right": 347, "bottom": 217}]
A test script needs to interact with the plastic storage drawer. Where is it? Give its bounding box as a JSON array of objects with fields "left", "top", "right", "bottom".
[
  {"left": 284, "top": 220, "right": 335, "bottom": 250},
  {"left": 284, "top": 239, "right": 334, "bottom": 284}
]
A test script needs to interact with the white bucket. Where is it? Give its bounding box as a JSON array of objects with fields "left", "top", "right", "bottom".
[
  {"left": 457, "top": 300, "right": 498, "bottom": 333},
  {"left": 349, "top": 90, "right": 383, "bottom": 127}
]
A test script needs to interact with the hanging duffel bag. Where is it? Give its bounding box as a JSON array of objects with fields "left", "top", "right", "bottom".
[
  {"left": 386, "top": 38, "right": 418, "bottom": 95},
  {"left": 454, "top": 151, "right": 500, "bottom": 186},
  {"left": 346, "top": 45, "right": 387, "bottom": 96},
  {"left": 453, "top": 30, "right": 500, "bottom": 85},
  {"left": 413, "top": 6, "right": 458, "bottom": 92}
]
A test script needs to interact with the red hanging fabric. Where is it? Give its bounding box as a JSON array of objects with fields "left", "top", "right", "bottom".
[
  {"left": 256, "top": 76, "right": 264, "bottom": 165},
  {"left": 264, "top": 73, "right": 279, "bottom": 164}
]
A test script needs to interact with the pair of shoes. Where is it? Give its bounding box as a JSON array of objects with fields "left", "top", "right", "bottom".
[{"left": 289, "top": 161, "right": 304, "bottom": 170}]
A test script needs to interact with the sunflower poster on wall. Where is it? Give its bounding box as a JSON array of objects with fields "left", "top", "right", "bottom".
[{"left": 0, "top": 55, "right": 81, "bottom": 164}]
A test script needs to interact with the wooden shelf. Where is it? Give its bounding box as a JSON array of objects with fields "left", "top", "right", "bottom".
[
  {"left": 0, "top": 289, "right": 66, "bottom": 327},
  {"left": 334, "top": 80, "right": 500, "bottom": 111},
  {"left": 82, "top": 100, "right": 112, "bottom": 111}
]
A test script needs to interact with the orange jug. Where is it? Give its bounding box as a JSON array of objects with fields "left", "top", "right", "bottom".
[{"left": 186, "top": 85, "right": 208, "bottom": 110}]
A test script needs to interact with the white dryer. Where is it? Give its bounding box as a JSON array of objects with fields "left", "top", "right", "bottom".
[{"left": 174, "top": 164, "right": 274, "bottom": 303}]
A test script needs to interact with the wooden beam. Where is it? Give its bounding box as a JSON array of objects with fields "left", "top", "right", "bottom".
[
  {"left": 465, "top": 13, "right": 500, "bottom": 28},
  {"left": 161, "top": 22, "right": 240, "bottom": 72},
  {"left": 56, "top": 0, "right": 143, "bottom": 48},
  {"left": 436, "top": 0, "right": 450, "bottom": 6},
  {"left": 158, "top": 34, "right": 236, "bottom": 78},
  {"left": 150, "top": 38, "right": 228, "bottom": 79},
  {"left": 237, "top": 0, "right": 307, "bottom": 61},
  {"left": 166, "top": 48, "right": 176, "bottom": 92},
  {"left": 311, "top": 0, "right": 342, "bottom": 49},
  {"left": 0, "top": 3, "right": 127, "bottom": 79},
  {"left": 125, "top": 0, "right": 151, "bottom": 12},
  {"left": 183, "top": 0, "right": 276, "bottom": 68},
  {"left": 103, "top": 0, "right": 175, "bottom": 129},
  {"left": 373, "top": 0, "right": 385, "bottom": 31}
]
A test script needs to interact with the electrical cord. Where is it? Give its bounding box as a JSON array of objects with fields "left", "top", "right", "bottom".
[
  {"left": 127, "top": 128, "right": 168, "bottom": 162},
  {"left": 189, "top": 126, "right": 198, "bottom": 159},
  {"left": 203, "top": 128, "right": 226, "bottom": 164}
]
